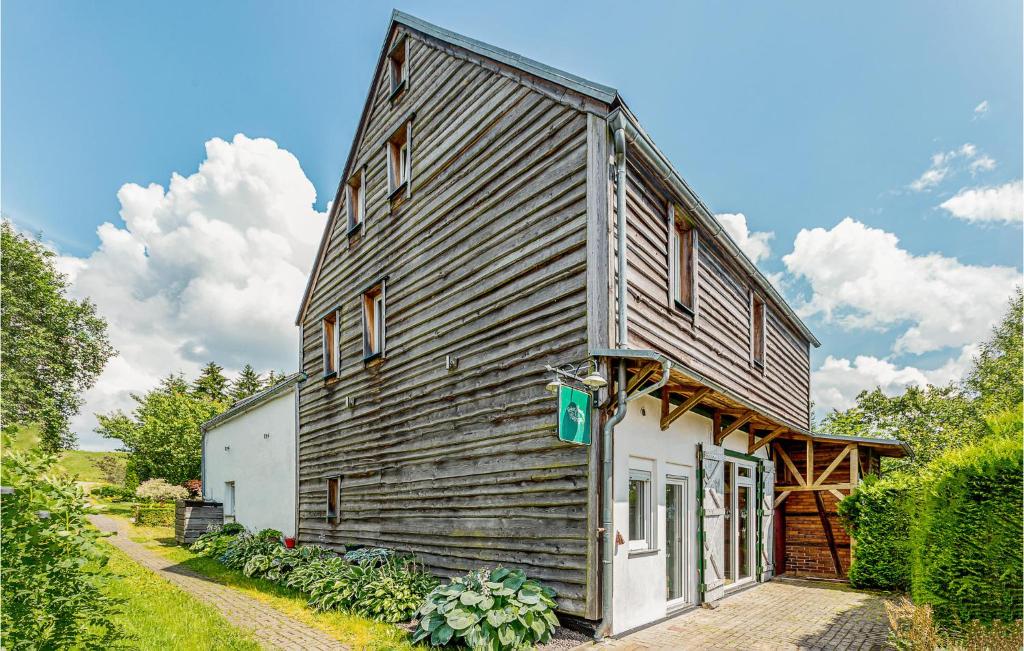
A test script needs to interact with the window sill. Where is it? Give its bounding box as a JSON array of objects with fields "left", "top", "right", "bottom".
[
  {"left": 388, "top": 181, "right": 408, "bottom": 203},
  {"left": 628, "top": 547, "right": 660, "bottom": 558},
  {"left": 672, "top": 299, "right": 695, "bottom": 317},
  {"left": 363, "top": 351, "right": 384, "bottom": 365},
  {"left": 389, "top": 79, "right": 407, "bottom": 102},
  {"left": 346, "top": 221, "right": 363, "bottom": 238}
]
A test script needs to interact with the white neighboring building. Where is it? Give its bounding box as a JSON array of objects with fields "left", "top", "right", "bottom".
[{"left": 201, "top": 372, "right": 304, "bottom": 536}]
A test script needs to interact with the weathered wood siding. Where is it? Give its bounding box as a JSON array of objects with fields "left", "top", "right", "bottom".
[
  {"left": 298, "top": 27, "right": 596, "bottom": 616},
  {"left": 613, "top": 159, "right": 812, "bottom": 428}
]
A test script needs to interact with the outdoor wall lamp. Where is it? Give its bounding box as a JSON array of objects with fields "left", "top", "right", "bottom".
[{"left": 544, "top": 359, "right": 607, "bottom": 392}]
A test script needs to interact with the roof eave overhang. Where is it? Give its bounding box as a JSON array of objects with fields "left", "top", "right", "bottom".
[{"left": 605, "top": 107, "right": 820, "bottom": 348}]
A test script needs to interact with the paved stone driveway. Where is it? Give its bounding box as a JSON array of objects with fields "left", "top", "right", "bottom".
[
  {"left": 89, "top": 514, "right": 346, "bottom": 651},
  {"left": 585, "top": 578, "right": 891, "bottom": 650}
]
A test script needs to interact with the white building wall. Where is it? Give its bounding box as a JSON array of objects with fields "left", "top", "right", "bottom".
[
  {"left": 203, "top": 390, "right": 296, "bottom": 536},
  {"left": 611, "top": 394, "right": 767, "bottom": 634}
]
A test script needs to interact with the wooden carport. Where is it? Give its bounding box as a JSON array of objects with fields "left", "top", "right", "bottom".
[{"left": 595, "top": 349, "right": 911, "bottom": 581}]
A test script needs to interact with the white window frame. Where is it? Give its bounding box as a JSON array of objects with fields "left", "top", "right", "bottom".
[
  {"left": 361, "top": 281, "right": 386, "bottom": 361},
  {"left": 628, "top": 467, "right": 655, "bottom": 552},
  {"left": 321, "top": 309, "right": 340, "bottom": 376},
  {"left": 386, "top": 121, "right": 413, "bottom": 200},
  {"left": 223, "top": 481, "right": 236, "bottom": 521},
  {"left": 346, "top": 167, "right": 365, "bottom": 232}
]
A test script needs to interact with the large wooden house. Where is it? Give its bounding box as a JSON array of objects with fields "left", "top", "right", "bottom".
[{"left": 294, "top": 11, "right": 908, "bottom": 636}]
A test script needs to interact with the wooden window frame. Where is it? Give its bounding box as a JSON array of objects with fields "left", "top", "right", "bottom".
[
  {"left": 361, "top": 281, "right": 386, "bottom": 363},
  {"left": 321, "top": 309, "right": 340, "bottom": 378},
  {"left": 326, "top": 476, "right": 341, "bottom": 523},
  {"left": 751, "top": 293, "right": 766, "bottom": 370},
  {"left": 387, "top": 35, "right": 409, "bottom": 101},
  {"left": 345, "top": 167, "right": 365, "bottom": 235},
  {"left": 386, "top": 121, "right": 413, "bottom": 202},
  {"left": 669, "top": 205, "right": 698, "bottom": 316}
]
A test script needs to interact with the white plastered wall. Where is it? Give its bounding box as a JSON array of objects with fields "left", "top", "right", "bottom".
[
  {"left": 203, "top": 390, "right": 297, "bottom": 536},
  {"left": 610, "top": 394, "right": 768, "bottom": 634}
]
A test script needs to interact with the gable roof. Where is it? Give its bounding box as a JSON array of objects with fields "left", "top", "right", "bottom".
[
  {"left": 295, "top": 10, "right": 818, "bottom": 348},
  {"left": 201, "top": 372, "right": 306, "bottom": 432}
]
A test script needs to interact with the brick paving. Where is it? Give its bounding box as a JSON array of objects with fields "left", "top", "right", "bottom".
[
  {"left": 584, "top": 577, "right": 890, "bottom": 651},
  {"left": 89, "top": 514, "right": 345, "bottom": 651}
]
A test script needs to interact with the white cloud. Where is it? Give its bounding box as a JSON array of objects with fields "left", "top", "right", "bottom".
[
  {"left": 783, "top": 217, "right": 1020, "bottom": 354},
  {"left": 969, "top": 155, "right": 996, "bottom": 174},
  {"left": 59, "top": 134, "right": 327, "bottom": 450},
  {"left": 939, "top": 180, "right": 1023, "bottom": 224},
  {"left": 812, "top": 345, "right": 979, "bottom": 415},
  {"left": 716, "top": 213, "right": 774, "bottom": 264},
  {"left": 909, "top": 143, "right": 993, "bottom": 191},
  {"left": 973, "top": 100, "right": 989, "bottom": 118}
]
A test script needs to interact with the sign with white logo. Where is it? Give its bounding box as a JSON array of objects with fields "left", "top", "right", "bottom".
[{"left": 557, "top": 384, "right": 592, "bottom": 445}]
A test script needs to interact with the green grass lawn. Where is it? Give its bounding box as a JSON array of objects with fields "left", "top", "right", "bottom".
[
  {"left": 7, "top": 423, "right": 126, "bottom": 483},
  {"left": 118, "top": 518, "right": 417, "bottom": 651},
  {"left": 102, "top": 544, "right": 261, "bottom": 650}
]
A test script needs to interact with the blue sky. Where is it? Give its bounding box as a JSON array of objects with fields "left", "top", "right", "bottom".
[{"left": 3, "top": 1, "right": 1021, "bottom": 449}]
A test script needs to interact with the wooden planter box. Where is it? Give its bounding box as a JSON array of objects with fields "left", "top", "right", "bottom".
[{"left": 175, "top": 499, "right": 223, "bottom": 545}]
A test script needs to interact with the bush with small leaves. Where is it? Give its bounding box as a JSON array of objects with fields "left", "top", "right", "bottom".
[
  {"left": 413, "top": 567, "right": 559, "bottom": 650},
  {"left": 134, "top": 478, "right": 190, "bottom": 503}
]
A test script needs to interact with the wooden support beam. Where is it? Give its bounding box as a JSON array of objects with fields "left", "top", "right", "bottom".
[
  {"left": 660, "top": 387, "right": 711, "bottom": 431},
  {"left": 773, "top": 483, "right": 855, "bottom": 492},
  {"left": 850, "top": 445, "right": 859, "bottom": 485},
  {"left": 806, "top": 439, "right": 814, "bottom": 486},
  {"left": 775, "top": 444, "right": 806, "bottom": 487},
  {"left": 715, "top": 410, "right": 754, "bottom": 446},
  {"left": 814, "top": 444, "right": 854, "bottom": 487},
  {"left": 813, "top": 491, "right": 843, "bottom": 577},
  {"left": 625, "top": 362, "right": 659, "bottom": 396},
  {"left": 773, "top": 491, "right": 791, "bottom": 508},
  {"left": 829, "top": 489, "right": 847, "bottom": 502},
  {"left": 749, "top": 426, "right": 787, "bottom": 455},
  {"left": 660, "top": 386, "right": 671, "bottom": 426}
]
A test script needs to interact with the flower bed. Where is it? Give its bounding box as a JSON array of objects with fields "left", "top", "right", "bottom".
[{"left": 188, "top": 526, "right": 562, "bottom": 649}]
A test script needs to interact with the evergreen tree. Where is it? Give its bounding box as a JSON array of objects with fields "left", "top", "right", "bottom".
[
  {"left": 230, "top": 364, "right": 264, "bottom": 402},
  {"left": 192, "top": 362, "right": 229, "bottom": 403}
]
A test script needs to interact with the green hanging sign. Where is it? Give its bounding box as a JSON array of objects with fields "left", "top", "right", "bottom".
[{"left": 557, "top": 384, "right": 592, "bottom": 445}]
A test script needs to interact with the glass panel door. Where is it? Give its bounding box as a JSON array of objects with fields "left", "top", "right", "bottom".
[
  {"left": 738, "top": 484, "right": 752, "bottom": 581},
  {"left": 666, "top": 478, "right": 688, "bottom": 605},
  {"left": 723, "top": 461, "right": 734, "bottom": 586}
]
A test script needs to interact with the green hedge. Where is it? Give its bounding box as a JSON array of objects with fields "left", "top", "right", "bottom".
[
  {"left": 837, "top": 473, "right": 918, "bottom": 591},
  {"left": 910, "top": 434, "right": 1023, "bottom": 627},
  {"left": 133, "top": 505, "right": 175, "bottom": 527}
]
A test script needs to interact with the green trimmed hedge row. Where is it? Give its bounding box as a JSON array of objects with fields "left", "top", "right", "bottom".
[
  {"left": 910, "top": 434, "right": 1023, "bottom": 626},
  {"left": 133, "top": 504, "right": 175, "bottom": 527},
  {"left": 841, "top": 419, "right": 1023, "bottom": 629},
  {"left": 837, "top": 473, "right": 918, "bottom": 591}
]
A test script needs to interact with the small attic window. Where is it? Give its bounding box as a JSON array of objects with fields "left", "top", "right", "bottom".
[
  {"left": 752, "top": 294, "right": 766, "bottom": 369},
  {"left": 346, "top": 168, "right": 364, "bottom": 233},
  {"left": 388, "top": 36, "right": 408, "bottom": 99},
  {"left": 386, "top": 122, "right": 412, "bottom": 201},
  {"left": 322, "top": 310, "right": 339, "bottom": 377}
]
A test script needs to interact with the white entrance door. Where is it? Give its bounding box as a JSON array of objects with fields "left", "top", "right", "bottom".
[
  {"left": 724, "top": 460, "right": 756, "bottom": 589},
  {"left": 224, "top": 481, "right": 236, "bottom": 523},
  {"left": 665, "top": 476, "right": 691, "bottom": 610}
]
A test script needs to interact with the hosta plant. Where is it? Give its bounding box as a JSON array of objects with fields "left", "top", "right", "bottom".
[
  {"left": 190, "top": 522, "right": 244, "bottom": 557},
  {"left": 306, "top": 557, "right": 437, "bottom": 623},
  {"left": 284, "top": 556, "right": 348, "bottom": 593},
  {"left": 219, "top": 528, "right": 281, "bottom": 570},
  {"left": 243, "top": 545, "right": 335, "bottom": 582},
  {"left": 343, "top": 546, "right": 394, "bottom": 566},
  {"left": 413, "top": 567, "right": 559, "bottom": 650}
]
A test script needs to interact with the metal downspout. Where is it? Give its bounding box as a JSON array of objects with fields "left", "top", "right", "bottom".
[{"left": 597, "top": 116, "right": 630, "bottom": 640}]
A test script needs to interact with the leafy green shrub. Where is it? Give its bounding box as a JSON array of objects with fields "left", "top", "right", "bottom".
[
  {"left": 837, "top": 472, "right": 919, "bottom": 591},
  {"left": 190, "top": 523, "right": 245, "bottom": 557},
  {"left": 219, "top": 528, "right": 282, "bottom": 570},
  {"left": 885, "top": 596, "right": 1023, "bottom": 651},
  {"left": 413, "top": 567, "right": 559, "bottom": 650},
  {"left": 306, "top": 557, "right": 437, "bottom": 623},
  {"left": 910, "top": 431, "right": 1023, "bottom": 628},
  {"left": 1, "top": 437, "right": 124, "bottom": 648},
  {"left": 133, "top": 504, "right": 175, "bottom": 526},
  {"left": 343, "top": 546, "right": 394, "bottom": 565},
  {"left": 242, "top": 545, "right": 335, "bottom": 583},
  {"left": 285, "top": 556, "right": 348, "bottom": 593},
  {"left": 134, "top": 478, "right": 189, "bottom": 502},
  {"left": 90, "top": 484, "right": 136, "bottom": 501}
]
